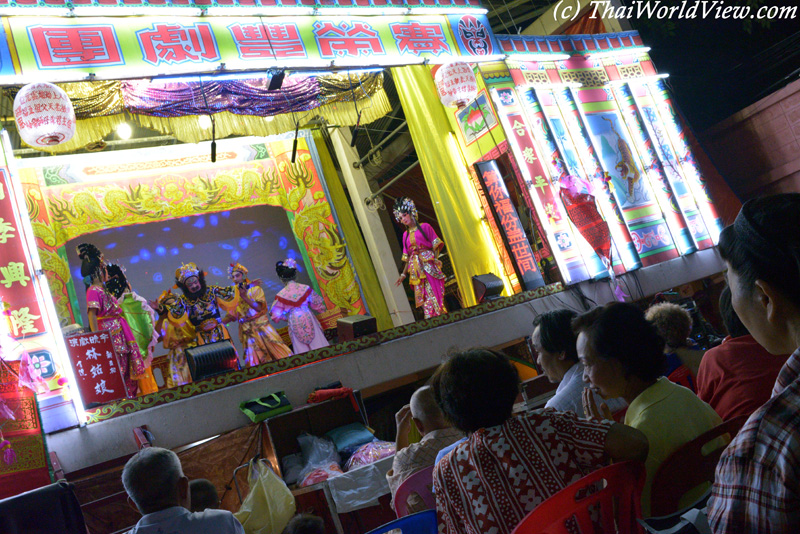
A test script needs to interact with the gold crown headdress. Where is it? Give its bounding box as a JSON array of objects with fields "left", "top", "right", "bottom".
[
  {"left": 228, "top": 262, "right": 249, "bottom": 279},
  {"left": 175, "top": 262, "right": 200, "bottom": 285},
  {"left": 157, "top": 289, "right": 175, "bottom": 305}
]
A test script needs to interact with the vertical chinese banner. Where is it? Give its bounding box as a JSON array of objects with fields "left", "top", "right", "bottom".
[
  {"left": 65, "top": 332, "right": 127, "bottom": 406},
  {"left": 474, "top": 160, "right": 545, "bottom": 291},
  {"left": 0, "top": 169, "right": 45, "bottom": 340}
]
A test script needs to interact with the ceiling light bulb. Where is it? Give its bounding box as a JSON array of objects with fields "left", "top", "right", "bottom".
[
  {"left": 116, "top": 122, "right": 132, "bottom": 140},
  {"left": 198, "top": 115, "right": 213, "bottom": 130}
]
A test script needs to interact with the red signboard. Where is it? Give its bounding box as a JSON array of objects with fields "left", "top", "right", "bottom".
[
  {"left": 65, "top": 331, "right": 127, "bottom": 406},
  {"left": 475, "top": 160, "right": 545, "bottom": 291},
  {"left": 0, "top": 168, "right": 46, "bottom": 340}
]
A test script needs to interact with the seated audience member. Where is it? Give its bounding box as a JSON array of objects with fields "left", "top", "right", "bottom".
[
  {"left": 281, "top": 514, "right": 325, "bottom": 534},
  {"left": 709, "top": 194, "right": 800, "bottom": 533},
  {"left": 645, "top": 302, "right": 701, "bottom": 389},
  {"left": 189, "top": 479, "right": 220, "bottom": 512},
  {"left": 696, "top": 286, "right": 789, "bottom": 421},
  {"left": 533, "top": 309, "right": 626, "bottom": 417},
  {"left": 431, "top": 348, "right": 648, "bottom": 534},
  {"left": 122, "top": 447, "right": 244, "bottom": 534},
  {"left": 387, "top": 386, "right": 463, "bottom": 514},
  {"left": 576, "top": 303, "right": 721, "bottom": 517}
]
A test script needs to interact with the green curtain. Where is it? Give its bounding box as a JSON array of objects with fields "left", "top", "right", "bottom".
[
  {"left": 392, "top": 65, "right": 512, "bottom": 306},
  {"left": 313, "top": 130, "right": 393, "bottom": 331}
]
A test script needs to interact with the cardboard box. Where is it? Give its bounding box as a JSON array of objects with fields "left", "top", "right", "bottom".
[{"left": 263, "top": 391, "right": 368, "bottom": 480}]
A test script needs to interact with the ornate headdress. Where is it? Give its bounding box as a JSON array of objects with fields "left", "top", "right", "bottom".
[
  {"left": 175, "top": 262, "right": 200, "bottom": 285},
  {"left": 283, "top": 258, "right": 298, "bottom": 270},
  {"left": 227, "top": 262, "right": 249, "bottom": 279},
  {"left": 392, "top": 197, "right": 418, "bottom": 223},
  {"left": 157, "top": 289, "right": 175, "bottom": 306}
]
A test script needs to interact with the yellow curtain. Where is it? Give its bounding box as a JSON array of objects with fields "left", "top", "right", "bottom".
[
  {"left": 391, "top": 65, "right": 511, "bottom": 306},
  {"left": 312, "top": 130, "right": 393, "bottom": 331}
]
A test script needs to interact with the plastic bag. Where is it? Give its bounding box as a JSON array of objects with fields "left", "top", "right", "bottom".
[
  {"left": 344, "top": 440, "right": 396, "bottom": 471},
  {"left": 300, "top": 462, "right": 344, "bottom": 487},
  {"left": 234, "top": 459, "right": 296, "bottom": 534},
  {"left": 296, "top": 433, "right": 343, "bottom": 487}
]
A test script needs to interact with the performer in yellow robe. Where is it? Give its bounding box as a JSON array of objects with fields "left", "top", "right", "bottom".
[
  {"left": 228, "top": 262, "right": 293, "bottom": 367},
  {"left": 166, "top": 263, "right": 240, "bottom": 351},
  {"left": 154, "top": 290, "right": 195, "bottom": 388}
]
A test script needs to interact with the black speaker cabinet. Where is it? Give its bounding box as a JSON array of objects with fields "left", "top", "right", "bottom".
[
  {"left": 185, "top": 340, "right": 239, "bottom": 381},
  {"left": 472, "top": 273, "right": 505, "bottom": 303},
  {"left": 337, "top": 315, "right": 378, "bottom": 341}
]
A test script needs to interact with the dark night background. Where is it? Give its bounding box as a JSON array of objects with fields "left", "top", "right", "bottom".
[{"left": 631, "top": 0, "right": 800, "bottom": 131}]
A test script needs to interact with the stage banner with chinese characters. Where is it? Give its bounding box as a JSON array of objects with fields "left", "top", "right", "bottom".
[
  {"left": 0, "top": 168, "right": 45, "bottom": 340},
  {"left": 5, "top": 14, "right": 495, "bottom": 80},
  {"left": 474, "top": 160, "right": 545, "bottom": 291},
  {"left": 65, "top": 331, "right": 127, "bottom": 406}
]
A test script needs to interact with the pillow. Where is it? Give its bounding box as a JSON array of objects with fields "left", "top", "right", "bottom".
[{"left": 325, "top": 422, "right": 374, "bottom": 454}]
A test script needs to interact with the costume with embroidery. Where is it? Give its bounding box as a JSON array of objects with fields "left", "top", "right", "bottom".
[
  {"left": 270, "top": 260, "right": 329, "bottom": 354},
  {"left": 86, "top": 285, "right": 145, "bottom": 398},
  {"left": 156, "top": 290, "right": 195, "bottom": 388},
  {"left": 167, "top": 263, "right": 240, "bottom": 348},
  {"left": 228, "top": 263, "right": 293, "bottom": 366},
  {"left": 394, "top": 199, "right": 447, "bottom": 319}
]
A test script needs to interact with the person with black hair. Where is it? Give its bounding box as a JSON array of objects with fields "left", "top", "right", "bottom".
[
  {"left": 696, "top": 286, "right": 789, "bottom": 421},
  {"left": 431, "top": 348, "right": 648, "bottom": 534},
  {"left": 188, "top": 479, "right": 220, "bottom": 512},
  {"left": 154, "top": 290, "right": 195, "bottom": 388},
  {"left": 281, "top": 514, "right": 325, "bottom": 534},
  {"left": 575, "top": 302, "right": 721, "bottom": 517},
  {"left": 77, "top": 243, "right": 144, "bottom": 398},
  {"left": 393, "top": 197, "right": 447, "bottom": 319},
  {"left": 709, "top": 194, "right": 800, "bottom": 534},
  {"left": 163, "top": 262, "right": 240, "bottom": 350},
  {"left": 269, "top": 259, "right": 329, "bottom": 353},
  {"left": 228, "top": 261, "right": 292, "bottom": 365},
  {"left": 105, "top": 263, "right": 159, "bottom": 395},
  {"left": 532, "top": 309, "right": 625, "bottom": 417}
]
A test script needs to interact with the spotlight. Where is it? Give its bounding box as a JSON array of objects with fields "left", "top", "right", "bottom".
[
  {"left": 268, "top": 69, "right": 285, "bottom": 91},
  {"left": 116, "top": 122, "right": 132, "bottom": 140},
  {"left": 198, "top": 115, "right": 212, "bottom": 130}
]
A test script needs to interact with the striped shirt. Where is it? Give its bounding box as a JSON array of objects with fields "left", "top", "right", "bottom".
[
  {"left": 709, "top": 347, "right": 800, "bottom": 534},
  {"left": 434, "top": 410, "right": 612, "bottom": 534}
]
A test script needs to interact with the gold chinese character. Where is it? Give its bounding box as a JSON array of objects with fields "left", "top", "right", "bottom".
[
  {"left": 0, "top": 218, "right": 15, "bottom": 244},
  {"left": 9, "top": 307, "right": 40, "bottom": 337},
  {"left": 0, "top": 262, "right": 30, "bottom": 288}
]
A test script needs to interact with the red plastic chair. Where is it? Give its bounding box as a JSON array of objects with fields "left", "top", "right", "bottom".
[
  {"left": 511, "top": 461, "right": 647, "bottom": 534},
  {"left": 393, "top": 465, "right": 436, "bottom": 518},
  {"left": 649, "top": 414, "right": 748, "bottom": 517}
]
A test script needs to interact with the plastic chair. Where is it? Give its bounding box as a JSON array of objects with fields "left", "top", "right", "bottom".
[
  {"left": 649, "top": 414, "right": 748, "bottom": 517},
  {"left": 393, "top": 465, "right": 436, "bottom": 517},
  {"left": 365, "top": 509, "right": 437, "bottom": 534},
  {"left": 512, "top": 461, "right": 647, "bottom": 534}
]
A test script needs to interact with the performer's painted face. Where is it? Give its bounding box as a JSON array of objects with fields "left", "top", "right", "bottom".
[
  {"left": 185, "top": 276, "right": 202, "bottom": 294},
  {"left": 400, "top": 212, "right": 414, "bottom": 227},
  {"left": 232, "top": 271, "right": 246, "bottom": 285}
]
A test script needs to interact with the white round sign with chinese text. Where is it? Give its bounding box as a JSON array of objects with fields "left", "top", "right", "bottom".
[{"left": 13, "top": 83, "right": 76, "bottom": 148}]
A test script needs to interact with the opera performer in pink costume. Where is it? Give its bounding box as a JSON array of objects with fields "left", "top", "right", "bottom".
[
  {"left": 78, "top": 243, "right": 144, "bottom": 398},
  {"left": 393, "top": 197, "right": 447, "bottom": 319},
  {"left": 270, "top": 259, "right": 329, "bottom": 354}
]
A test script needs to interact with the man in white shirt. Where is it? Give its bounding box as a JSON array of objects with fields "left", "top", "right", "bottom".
[
  {"left": 387, "top": 386, "right": 462, "bottom": 513},
  {"left": 122, "top": 447, "right": 244, "bottom": 534},
  {"left": 533, "top": 309, "right": 625, "bottom": 417}
]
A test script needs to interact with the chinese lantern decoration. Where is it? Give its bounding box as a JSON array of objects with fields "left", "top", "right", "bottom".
[
  {"left": 434, "top": 62, "right": 478, "bottom": 109},
  {"left": 13, "top": 82, "right": 76, "bottom": 148}
]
